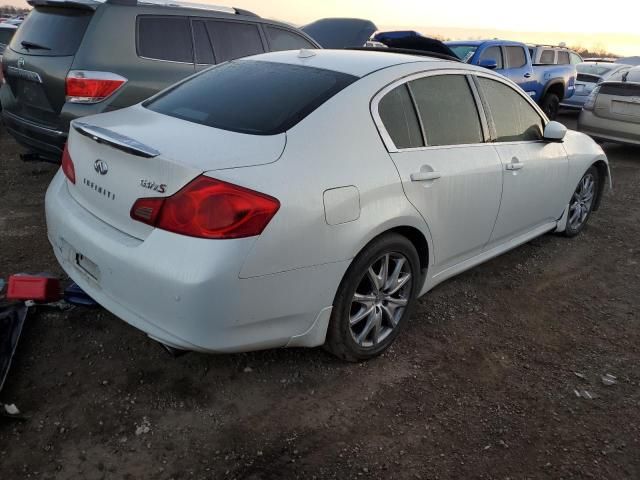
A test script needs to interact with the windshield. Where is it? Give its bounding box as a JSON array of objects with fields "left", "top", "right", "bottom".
[
  {"left": 10, "top": 7, "right": 92, "bottom": 56},
  {"left": 449, "top": 45, "right": 478, "bottom": 62},
  {"left": 146, "top": 60, "right": 358, "bottom": 136},
  {"left": 577, "top": 64, "right": 615, "bottom": 76}
]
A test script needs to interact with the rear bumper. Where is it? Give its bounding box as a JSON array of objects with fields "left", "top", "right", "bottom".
[
  {"left": 578, "top": 110, "right": 640, "bottom": 146},
  {"left": 2, "top": 110, "right": 67, "bottom": 160},
  {"left": 45, "top": 172, "right": 343, "bottom": 353}
]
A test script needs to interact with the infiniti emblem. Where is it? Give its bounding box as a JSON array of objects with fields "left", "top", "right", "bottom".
[
  {"left": 17, "top": 57, "right": 25, "bottom": 68},
  {"left": 94, "top": 159, "right": 109, "bottom": 175}
]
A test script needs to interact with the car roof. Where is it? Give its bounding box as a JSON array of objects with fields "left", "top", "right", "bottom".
[
  {"left": 446, "top": 39, "right": 525, "bottom": 48},
  {"left": 247, "top": 49, "right": 453, "bottom": 78}
]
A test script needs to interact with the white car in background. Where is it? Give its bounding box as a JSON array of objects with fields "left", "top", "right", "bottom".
[
  {"left": 579, "top": 66, "right": 640, "bottom": 145},
  {"left": 46, "top": 50, "right": 610, "bottom": 361},
  {"left": 561, "top": 62, "right": 632, "bottom": 110}
]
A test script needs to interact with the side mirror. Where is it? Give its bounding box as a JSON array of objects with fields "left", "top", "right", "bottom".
[
  {"left": 543, "top": 121, "right": 567, "bottom": 142},
  {"left": 479, "top": 59, "right": 498, "bottom": 70}
]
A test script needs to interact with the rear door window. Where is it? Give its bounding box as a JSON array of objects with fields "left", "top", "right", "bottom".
[
  {"left": 9, "top": 7, "right": 92, "bottom": 56},
  {"left": 557, "top": 51, "right": 570, "bottom": 65},
  {"left": 192, "top": 20, "right": 215, "bottom": 64},
  {"left": 138, "top": 16, "right": 193, "bottom": 63},
  {"left": 539, "top": 49, "right": 555, "bottom": 64},
  {"left": 265, "top": 26, "right": 316, "bottom": 51},
  {"left": 479, "top": 46, "right": 503, "bottom": 69},
  {"left": 206, "top": 21, "right": 264, "bottom": 63},
  {"left": 505, "top": 46, "right": 527, "bottom": 68},
  {"left": 378, "top": 84, "right": 424, "bottom": 150},
  {"left": 409, "top": 74, "right": 484, "bottom": 146},
  {"left": 145, "top": 60, "right": 357, "bottom": 135},
  {"left": 477, "top": 77, "right": 544, "bottom": 142}
]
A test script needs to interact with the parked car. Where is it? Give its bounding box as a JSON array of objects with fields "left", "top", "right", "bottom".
[
  {"left": 578, "top": 67, "right": 640, "bottom": 145},
  {"left": 528, "top": 44, "right": 583, "bottom": 65},
  {"left": 0, "top": 0, "right": 321, "bottom": 162},
  {"left": 0, "top": 23, "right": 17, "bottom": 111},
  {"left": 46, "top": 49, "right": 609, "bottom": 361},
  {"left": 561, "top": 62, "right": 632, "bottom": 110},
  {"left": 616, "top": 56, "right": 640, "bottom": 66},
  {"left": 446, "top": 40, "right": 576, "bottom": 119}
]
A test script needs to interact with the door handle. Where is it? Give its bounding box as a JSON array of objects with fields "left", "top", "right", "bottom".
[
  {"left": 524, "top": 72, "right": 532, "bottom": 78},
  {"left": 411, "top": 171, "right": 442, "bottom": 182},
  {"left": 506, "top": 157, "right": 524, "bottom": 171}
]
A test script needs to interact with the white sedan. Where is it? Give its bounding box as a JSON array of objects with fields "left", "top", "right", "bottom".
[{"left": 46, "top": 49, "right": 610, "bottom": 361}]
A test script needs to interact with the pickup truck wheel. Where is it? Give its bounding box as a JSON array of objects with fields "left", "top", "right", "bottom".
[{"left": 541, "top": 93, "right": 560, "bottom": 120}]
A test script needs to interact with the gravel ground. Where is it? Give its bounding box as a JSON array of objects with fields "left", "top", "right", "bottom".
[{"left": 1, "top": 114, "right": 639, "bottom": 479}]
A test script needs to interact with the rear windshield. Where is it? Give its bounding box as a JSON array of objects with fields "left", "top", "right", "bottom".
[
  {"left": 10, "top": 7, "right": 92, "bottom": 56},
  {"left": 449, "top": 45, "right": 478, "bottom": 63},
  {"left": 0, "top": 27, "right": 15, "bottom": 47},
  {"left": 577, "top": 64, "right": 615, "bottom": 76},
  {"left": 145, "top": 60, "right": 358, "bottom": 135}
]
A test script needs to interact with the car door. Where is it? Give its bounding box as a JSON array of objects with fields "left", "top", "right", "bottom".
[
  {"left": 373, "top": 71, "right": 503, "bottom": 271},
  {"left": 474, "top": 75, "right": 569, "bottom": 246},
  {"left": 503, "top": 45, "right": 536, "bottom": 97}
]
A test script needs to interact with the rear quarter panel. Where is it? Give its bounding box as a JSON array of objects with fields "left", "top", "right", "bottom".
[{"left": 203, "top": 62, "right": 438, "bottom": 280}]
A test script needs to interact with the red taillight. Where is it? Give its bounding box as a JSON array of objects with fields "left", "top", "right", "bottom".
[
  {"left": 130, "top": 176, "right": 280, "bottom": 239},
  {"left": 61, "top": 143, "right": 76, "bottom": 184},
  {"left": 65, "top": 70, "right": 127, "bottom": 104}
]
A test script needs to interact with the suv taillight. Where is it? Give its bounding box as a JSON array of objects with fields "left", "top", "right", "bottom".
[
  {"left": 130, "top": 176, "right": 280, "bottom": 239},
  {"left": 66, "top": 70, "right": 127, "bottom": 104},
  {"left": 61, "top": 143, "right": 76, "bottom": 184}
]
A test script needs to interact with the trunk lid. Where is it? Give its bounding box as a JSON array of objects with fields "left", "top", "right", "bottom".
[
  {"left": 594, "top": 82, "right": 640, "bottom": 124},
  {"left": 65, "top": 106, "right": 286, "bottom": 240},
  {"left": 3, "top": 4, "right": 94, "bottom": 127}
]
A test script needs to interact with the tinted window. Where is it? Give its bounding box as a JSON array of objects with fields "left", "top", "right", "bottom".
[
  {"left": 207, "top": 21, "right": 264, "bottom": 63},
  {"left": 0, "top": 27, "right": 15, "bottom": 47},
  {"left": 479, "top": 46, "right": 503, "bottom": 69},
  {"left": 265, "top": 26, "right": 315, "bottom": 51},
  {"left": 193, "top": 20, "right": 214, "bottom": 64},
  {"left": 138, "top": 17, "right": 193, "bottom": 63},
  {"left": 477, "top": 77, "right": 544, "bottom": 142},
  {"left": 146, "top": 60, "right": 357, "bottom": 135},
  {"left": 410, "top": 75, "right": 483, "bottom": 147},
  {"left": 9, "top": 7, "right": 92, "bottom": 56},
  {"left": 378, "top": 85, "right": 424, "bottom": 149},
  {"left": 539, "top": 50, "right": 555, "bottom": 64},
  {"left": 505, "top": 46, "right": 527, "bottom": 68},
  {"left": 557, "top": 51, "right": 570, "bottom": 65}
]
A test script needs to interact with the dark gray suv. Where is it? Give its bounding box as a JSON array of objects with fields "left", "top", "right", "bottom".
[{"left": 0, "top": 0, "right": 320, "bottom": 161}]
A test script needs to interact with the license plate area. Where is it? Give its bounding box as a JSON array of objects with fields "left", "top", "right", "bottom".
[
  {"left": 75, "top": 252, "right": 100, "bottom": 282},
  {"left": 611, "top": 100, "right": 640, "bottom": 117}
]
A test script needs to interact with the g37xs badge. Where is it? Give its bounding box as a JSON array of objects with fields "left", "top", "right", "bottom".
[
  {"left": 140, "top": 179, "right": 167, "bottom": 194},
  {"left": 94, "top": 159, "right": 108, "bottom": 175}
]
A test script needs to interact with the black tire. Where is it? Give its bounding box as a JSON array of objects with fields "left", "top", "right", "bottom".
[
  {"left": 541, "top": 93, "right": 560, "bottom": 120},
  {"left": 564, "top": 166, "right": 599, "bottom": 237},
  {"left": 325, "top": 233, "right": 421, "bottom": 362}
]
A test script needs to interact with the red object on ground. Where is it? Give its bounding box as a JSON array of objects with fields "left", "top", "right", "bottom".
[{"left": 6, "top": 275, "right": 62, "bottom": 302}]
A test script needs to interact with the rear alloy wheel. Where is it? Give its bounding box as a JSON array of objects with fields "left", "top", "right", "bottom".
[
  {"left": 541, "top": 93, "right": 560, "bottom": 120},
  {"left": 325, "top": 234, "right": 420, "bottom": 362},
  {"left": 564, "top": 166, "right": 599, "bottom": 237}
]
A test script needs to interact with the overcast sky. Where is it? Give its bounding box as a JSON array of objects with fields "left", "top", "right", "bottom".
[{"left": 4, "top": 0, "right": 640, "bottom": 55}]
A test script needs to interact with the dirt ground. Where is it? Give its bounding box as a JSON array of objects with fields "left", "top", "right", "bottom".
[{"left": 0, "top": 114, "right": 639, "bottom": 480}]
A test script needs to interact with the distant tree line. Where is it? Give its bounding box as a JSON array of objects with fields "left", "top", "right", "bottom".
[
  {"left": 0, "top": 5, "right": 30, "bottom": 15},
  {"left": 570, "top": 45, "right": 619, "bottom": 59}
]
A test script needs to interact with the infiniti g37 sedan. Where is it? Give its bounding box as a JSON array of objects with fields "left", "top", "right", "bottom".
[{"left": 45, "top": 50, "right": 610, "bottom": 361}]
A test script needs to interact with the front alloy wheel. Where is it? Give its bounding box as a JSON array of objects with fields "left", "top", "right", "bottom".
[{"left": 565, "top": 166, "right": 599, "bottom": 237}]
